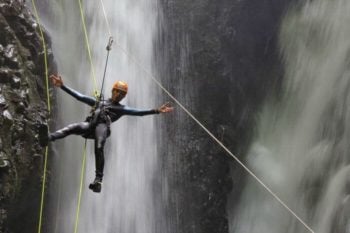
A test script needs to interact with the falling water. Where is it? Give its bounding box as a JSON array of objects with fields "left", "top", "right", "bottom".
[
  {"left": 35, "top": 0, "right": 164, "bottom": 233},
  {"left": 229, "top": 0, "right": 350, "bottom": 233}
]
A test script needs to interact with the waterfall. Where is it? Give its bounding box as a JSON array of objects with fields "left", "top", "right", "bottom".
[
  {"left": 229, "top": 0, "right": 350, "bottom": 232},
  {"left": 35, "top": 1, "right": 165, "bottom": 233}
]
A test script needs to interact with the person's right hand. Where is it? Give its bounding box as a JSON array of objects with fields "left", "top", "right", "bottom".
[
  {"left": 50, "top": 74, "right": 63, "bottom": 87},
  {"left": 158, "top": 102, "right": 174, "bottom": 113}
]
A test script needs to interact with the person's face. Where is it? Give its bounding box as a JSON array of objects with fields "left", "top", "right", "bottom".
[{"left": 112, "top": 89, "right": 126, "bottom": 102}]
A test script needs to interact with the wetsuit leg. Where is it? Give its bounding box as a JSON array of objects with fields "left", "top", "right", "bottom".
[
  {"left": 94, "top": 123, "right": 110, "bottom": 180},
  {"left": 50, "top": 122, "right": 90, "bottom": 141}
]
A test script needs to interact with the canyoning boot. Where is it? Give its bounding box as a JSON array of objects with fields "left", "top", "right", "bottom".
[
  {"left": 89, "top": 177, "right": 102, "bottom": 193},
  {"left": 38, "top": 124, "right": 49, "bottom": 147}
]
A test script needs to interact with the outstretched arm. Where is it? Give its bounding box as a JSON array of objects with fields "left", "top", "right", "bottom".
[
  {"left": 50, "top": 74, "right": 96, "bottom": 107},
  {"left": 118, "top": 102, "right": 174, "bottom": 116}
]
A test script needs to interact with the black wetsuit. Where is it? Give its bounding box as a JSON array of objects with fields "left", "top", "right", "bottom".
[{"left": 50, "top": 84, "right": 159, "bottom": 180}]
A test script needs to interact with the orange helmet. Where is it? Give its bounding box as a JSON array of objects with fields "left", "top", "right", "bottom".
[{"left": 112, "top": 81, "right": 128, "bottom": 94}]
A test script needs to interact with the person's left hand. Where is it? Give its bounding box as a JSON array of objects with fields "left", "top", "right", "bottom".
[
  {"left": 158, "top": 102, "right": 174, "bottom": 113},
  {"left": 50, "top": 74, "right": 63, "bottom": 87}
]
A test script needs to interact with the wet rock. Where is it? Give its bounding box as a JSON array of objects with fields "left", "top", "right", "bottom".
[
  {"left": 15, "top": 101, "right": 25, "bottom": 114},
  {"left": 31, "top": 21, "right": 38, "bottom": 29},
  {"left": 20, "top": 88, "right": 29, "bottom": 99},
  {"left": 0, "top": 160, "right": 10, "bottom": 169},
  {"left": 0, "top": 209, "right": 7, "bottom": 227},
  {"left": 4, "top": 44, "right": 15, "bottom": 59},
  {"left": 0, "top": 94, "right": 5, "bottom": 106},
  {"left": 0, "top": 152, "right": 9, "bottom": 170},
  {"left": 37, "top": 123, "right": 48, "bottom": 147},
  {"left": 25, "top": 60, "right": 35, "bottom": 71},
  {"left": 10, "top": 76, "right": 20, "bottom": 89},
  {"left": 2, "top": 110, "right": 13, "bottom": 126},
  {"left": 0, "top": 24, "right": 12, "bottom": 44},
  {"left": 8, "top": 91, "right": 21, "bottom": 103},
  {"left": 25, "top": 31, "right": 34, "bottom": 39},
  {"left": 33, "top": 154, "right": 42, "bottom": 163},
  {"left": 0, "top": 2, "right": 20, "bottom": 16},
  {"left": 11, "top": 122, "right": 25, "bottom": 142},
  {"left": 35, "top": 51, "right": 47, "bottom": 75},
  {"left": 13, "top": 146, "right": 22, "bottom": 157},
  {"left": 0, "top": 46, "right": 4, "bottom": 65},
  {"left": 14, "top": 69, "right": 23, "bottom": 78},
  {"left": 4, "top": 44, "right": 19, "bottom": 69},
  {"left": 20, "top": 89, "right": 29, "bottom": 106},
  {"left": 0, "top": 67, "right": 11, "bottom": 83}
]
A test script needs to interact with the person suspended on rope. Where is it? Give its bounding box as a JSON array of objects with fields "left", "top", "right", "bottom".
[{"left": 46, "top": 74, "right": 173, "bottom": 193}]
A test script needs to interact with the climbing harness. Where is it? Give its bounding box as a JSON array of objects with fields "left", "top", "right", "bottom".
[{"left": 85, "top": 37, "right": 113, "bottom": 136}]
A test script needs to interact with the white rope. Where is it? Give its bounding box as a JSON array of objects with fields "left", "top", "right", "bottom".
[
  {"left": 99, "top": 0, "right": 112, "bottom": 37},
  {"left": 97, "top": 1, "right": 315, "bottom": 233}
]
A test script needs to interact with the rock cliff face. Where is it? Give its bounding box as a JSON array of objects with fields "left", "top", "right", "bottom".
[
  {"left": 157, "top": 0, "right": 293, "bottom": 232},
  {"left": 0, "top": 1, "right": 54, "bottom": 232}
]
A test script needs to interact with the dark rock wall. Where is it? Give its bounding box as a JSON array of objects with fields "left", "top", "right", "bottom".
[
  {"left": 0, "top": 1, "right": 55, "bottom": 232},
  {"left": 157, "top": 0, "right": 293, "bottom": 233}
]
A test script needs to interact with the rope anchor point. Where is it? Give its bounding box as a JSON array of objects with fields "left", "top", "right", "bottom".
[{"left": 106, "top": 36, "right": 114, "bottom": 51}]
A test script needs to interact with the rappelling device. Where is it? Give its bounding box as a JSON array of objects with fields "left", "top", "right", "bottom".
[
  {"left": 86, "top": 37, "right": 114, "bottom": 132},
  {"left": 100, "top": 36, "right": 114, "bottom": 101}
]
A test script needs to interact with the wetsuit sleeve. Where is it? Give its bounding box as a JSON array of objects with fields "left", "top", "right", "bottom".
[
  {"left": 120, "top": 106, "right": 159, "bottom": 116},
  {"left": 61, "top": 85, "right": 96, "bottom": 106}
]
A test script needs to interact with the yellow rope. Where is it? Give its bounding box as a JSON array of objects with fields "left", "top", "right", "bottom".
[
  {"left": 73, "top": 141, "right": 87, "bottom": 233},
  {"left": 74, "top": 0, "right": 105, "bottom": 231},
  {"left": 32, "top": 1, "right": 100, "bottom": 232},
  {"left": 77, "top": 0, "right": 99, "bottom": 96},
  {"left": 31, "top": 2, "right": 50, "bottom": 112},
  {"left": 31, "top": 1, "right": 51, "bottom": 233}
]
